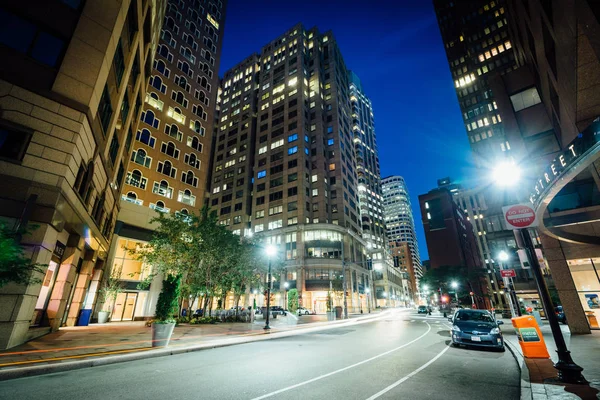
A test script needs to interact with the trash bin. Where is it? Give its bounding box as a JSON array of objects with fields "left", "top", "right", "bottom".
[
  {"left": 334, "top": 306, "right": 343, "bottom": 319},
  {"left": 77, "top": 309, "right": 93, "bottom": 326}
]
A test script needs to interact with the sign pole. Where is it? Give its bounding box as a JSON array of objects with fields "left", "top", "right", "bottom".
[{"left": 517, "top": 228, "right": 586, "bottom": 384}]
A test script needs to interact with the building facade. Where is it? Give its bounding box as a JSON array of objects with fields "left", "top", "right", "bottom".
[
  {"left": 349, "top": 72, "right": 385, "bottom": 250},
  {"left": 390, "top": 240, "right": 417, "bottom": 302},
  {"left": 0, "top": 0, "right": 165, "bottom": 348},
  {"left": 497, "top": 0, "right": 600, "bottom": 332},
  {"left": 209, "top": 24, "right": 380, "bottom": 313},
  {"left": 382, "top": 176, "right": 423, "bottom": 280},
  {"left": 418, "top": 184, "right": 489, "bottom": 309},
  {"left": 102, "top": 0, "right": 227, "bottom": 322}
]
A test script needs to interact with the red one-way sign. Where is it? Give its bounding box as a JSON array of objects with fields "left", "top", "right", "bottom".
[{"left": 502, "top": 204, "right": 538, "bottom": 229}]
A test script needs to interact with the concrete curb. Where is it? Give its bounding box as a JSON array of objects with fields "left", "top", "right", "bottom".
[
  {"left": 0, "top": 310, "right": 398, "bottom": 381},
  {"left": 505, "top": 338, "right": 533, "bottom": 400}
]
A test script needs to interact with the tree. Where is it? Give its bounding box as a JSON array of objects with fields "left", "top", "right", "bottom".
[
  {"left": 98, "top": 264, "right": 123, "bottom": 313},
  {"left": 0, "top": 223, "right": 44, "bottom": 288},
  {"left": 287, "top": 288, "right": 298, "bottom": 314}
]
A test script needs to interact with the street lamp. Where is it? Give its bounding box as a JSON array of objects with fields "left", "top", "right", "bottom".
[
  {"left": 494, "top": 162, "right": 586, "bottom": 384},
  {"left": 264, "top": 244, "right": 276, "bottom": 331},
  {"left": 284, "top": 281, "right": 289, "bottom": 311},
  {"left": 497, "top": 251, "right": 521, "bottom": 317},
  {"left": 451, "top": 281, "right": 459, "bottom": 306},
  {"left": 365, "top": 287, "right": 371, "bottom": 313}
]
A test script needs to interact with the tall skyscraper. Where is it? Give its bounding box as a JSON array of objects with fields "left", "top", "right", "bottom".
[
  {"left": 433, "top": 0, "right": 518, "bottom": 167},
  {"left": 209, "top": 24, "right": 405, "bottom": 313},
  {"left": 433, "top": 0, "right": 525, "bottom": 310},
  {"left": 0, "top": 0, "right": 165, "bottom": 349},
  {"left": 102, "top": 0, "right": 227, "bottom": 322},
  {"left": 382, "top": 176, "right": 422, "bottom": 279},
  {"left": 349, "top": 72, "right": 385, "bottom": 250}
]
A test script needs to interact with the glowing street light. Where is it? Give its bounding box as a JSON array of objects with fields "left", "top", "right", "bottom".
[
  {"left": 498, "top": 251, "right": 509, "bottom": 261},
  {"left": 492, "top": 160, "right": 521, "bottom": 187}
]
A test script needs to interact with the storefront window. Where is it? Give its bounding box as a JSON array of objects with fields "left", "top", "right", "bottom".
[
  {"left": 114, "top": 239, "right": 150, "bottom": 281},
  {"left": 569, "top": 258, "right": 600, "bottom": 329}
]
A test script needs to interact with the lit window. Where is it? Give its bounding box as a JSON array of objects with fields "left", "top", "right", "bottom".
[
  {"left": 257, "top": 170, "right": 266, "bottom": 179},
  {"left": 288, "top": 146, "right": 298, "bottom": 155},
  {"left": 258, "top": 146, "right": 267, "bottom": 154}
]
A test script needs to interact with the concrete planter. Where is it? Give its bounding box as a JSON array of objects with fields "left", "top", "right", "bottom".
[
  {"left": 326, "top": 311, "right": 336, "bottom": 321},
  {"left": 151, "top": 322, "right": 176, "bottom": 347},
  {"left": 98, "top": 311, "right": 110, "bottom": 324}
]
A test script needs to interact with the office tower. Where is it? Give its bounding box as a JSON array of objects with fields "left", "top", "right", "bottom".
[
  {"left": 382, "top": 176, "right": 422, "bottom": 279},
  {"left": 389, "top": 241, "right": 418, "bottom": 301},
  {"left": 349, "top": 72, "right": 385, "bottom": 250},
  {"left": 104, "top": 0, "right": 227, "bottom": 322},
  {"left": 433, "top": 0, "right": 518, "bottom": 166},
  {"left": 208, "top": 54, "right": 260, "bottom": 235},
  {"left": 0, "top": 0, "right": 165, "bottom": 348},
  {"left": 210, "top": 24, "right": 381, "bottom": 313},
  {"left": 433, "top": 0, "right": 524, "bottom": 310}
]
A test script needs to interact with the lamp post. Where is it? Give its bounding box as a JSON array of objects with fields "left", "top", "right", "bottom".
[
  {"left": 284, "top": 281, "right": 289, "bottom": 311},
  {"left": 493, "top": 163, "right": 586, "bottom": 384},
  {"left": 498, "top": 251, "right": 520, "bottom": 317},
  {"left": 451, "top": 281, "right": 459, "bottom": 306},
  {"left": 264, "top": 245, "right": 276, "bottom": 331},
  {"left": 365, "top": 287, "right": 371, "bottom": 313}
]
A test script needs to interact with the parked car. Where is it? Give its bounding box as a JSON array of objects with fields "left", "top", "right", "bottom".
[
  {"left": 253, "top": 307, "right": 262, "bottom": 315},
  {"left": 449, "top": 309, "right": 505, "bottom": 351},
  {"left": 417, "top": 305, "right": 428, "bottom": 314},
  {"left": 297, "top": 307, "right": 313, "bottom": 315},
  {"left": 555, "top": 306, "right": 567, "bottom": 324},
  {"left": 270, "top": 306, "right": 287, "bottom": 316}
]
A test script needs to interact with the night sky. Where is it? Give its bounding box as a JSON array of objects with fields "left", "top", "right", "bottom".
[{"left": 218, "top": 0, "right": 478, "bottom": 260}]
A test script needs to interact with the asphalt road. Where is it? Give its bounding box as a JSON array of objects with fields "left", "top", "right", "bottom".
[{"left": 0, "top": 310, "right": 520, "bottom": 400}]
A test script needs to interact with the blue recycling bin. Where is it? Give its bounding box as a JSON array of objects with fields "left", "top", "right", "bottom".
[{"left": 77, "top": 309, "right": 93, "bottom": 326}]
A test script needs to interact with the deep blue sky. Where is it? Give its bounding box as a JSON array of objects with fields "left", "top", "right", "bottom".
[{"left": 219, "top": 0, "right": 477, "bottom": 260}]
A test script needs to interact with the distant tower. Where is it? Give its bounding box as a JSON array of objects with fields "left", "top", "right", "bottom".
[{"left": 382, "top": 176, "right": 422, "bottom": 279}]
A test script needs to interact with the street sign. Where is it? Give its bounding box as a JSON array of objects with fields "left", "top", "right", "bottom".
[
  {"left": 501, "top": 269, "right": 516, "bottom": 278},
  {"left": 502, "top": 203, "right": 538, "bottom": 229}
]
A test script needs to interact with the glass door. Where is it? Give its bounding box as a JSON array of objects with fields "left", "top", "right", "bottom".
[{"left": 111, "top": 292, "right": 138, "bottom": 321}]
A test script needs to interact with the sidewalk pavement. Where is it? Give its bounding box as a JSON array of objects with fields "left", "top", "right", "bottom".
[
  {"left": 0, "top": 309, "right": 386, "bottom": 379},
  {"left": 500, "top": 317, "right": 600, "bottom": 400}
]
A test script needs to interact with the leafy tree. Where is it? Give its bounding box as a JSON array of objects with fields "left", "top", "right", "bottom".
[
  {"left": 0, "top": 223, "right": 44, "bottom": 288},
  {"left": 287, "top": 288, "right": 298, "bottom": 314},
  {"left": 155, "top": 274, "right": 181, "bottom": 323},
  {"left": 99, "top": 264, "right": 123, "bottom": 313}
]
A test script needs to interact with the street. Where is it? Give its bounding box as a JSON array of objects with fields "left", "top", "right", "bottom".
[{"left": 0, "top": 310, "right": 520, "bottom": 400}]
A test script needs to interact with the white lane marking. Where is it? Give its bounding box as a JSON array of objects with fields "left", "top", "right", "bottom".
[
  {"left": 364, "top": 345, "right": 451, "bottom": 400},
  {"left": 249, "top": 323, "right": 432, "bottom": 400}
]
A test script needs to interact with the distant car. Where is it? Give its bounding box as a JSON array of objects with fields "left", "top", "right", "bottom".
[
  {"left": 418, "top": 305, "right": 428, "bottom": 314},
  {"left": 253, "top": 307, "right": 262, "bottom": 315},
  {"left": 297, "top": 307, "right": 312, "bottom": 315},
  {"left": 449, "top": 309, "right": 505, "bottom": 351},
  {"left": 270, "top": 306, "right": 287, "bottom": 316},
  {"left": 555, "top": 306, "right": 567, "bottom": 324}
]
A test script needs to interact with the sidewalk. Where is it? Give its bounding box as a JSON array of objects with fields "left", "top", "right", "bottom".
[
  {"left": 500, "top": 317, "right": 600, "bottom": 400},
  {"left": 0, "top": 310, "right": 385, "bottom": 378}
]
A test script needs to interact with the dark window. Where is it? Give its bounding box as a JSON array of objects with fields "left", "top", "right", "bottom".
[
  {"left": 109, "top": 134, "right": 119, "bottom": 165},
  {"left": 288, "top": 159, "right": 298, "bottom": 169},
  {"left": 256, "top": 196, "right": 265, "bottom": 205},
  {"left": 0, "top": 9, "right": 65, "bottom": 67},
  {"left": 270, "top": 177, "right": 283, "bottom": 188},
  {"left": 270, "top": 164, "right": 283, "bottom": 174},
  {"left": 114, "top": 39, "right": 126, "bottom": 85},
  {"left": 0, "top": 125, "right": 31, "bottom": 161},
  {"left": 98, "top": 85, "right": 113, "bottom": 134},
  {"left": 256, "top": 183, "right": 265, "bottom": 191},
  {"left": 287, "top": 186, "right": 298, "bottom": 196},
  {"left": 234, "top": 202, "right": 243, "bottom": 211},
  {"left": 121, "top": 90, "right": 130, "bottom": 122},
  {"left": 116, "top": 162, "right": 125, "bottom": 189},
  {"left": 269, "top": 191, "right": 283, "bottom": 201}
]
